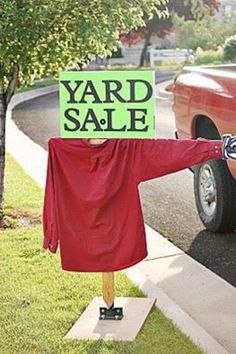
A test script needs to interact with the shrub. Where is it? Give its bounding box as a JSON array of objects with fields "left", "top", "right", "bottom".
[
  {"left": 160, "top": 59, "right": 178, "bottom": 67},
  {"left": 174, "top": 15, "right": 227, "bottom": 51},
  {"left": 110, "top": 45, "right": 123, "bottom": 58},
  {"left": 223, "top": 35, "right": 236, "bottom": 62},
  {"left": 194, "top": 47, "right": 223, "bottom": 65}
]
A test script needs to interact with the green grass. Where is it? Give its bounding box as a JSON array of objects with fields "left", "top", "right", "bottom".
[
  {"left": 4, "top": 153, "right": 43, "bottom": 214},
  {"left": 0, "top": 154, "right": 204, "bottom": 354},
  {"left": 17, "top": 78, "right": 58, "bottom": 93}
]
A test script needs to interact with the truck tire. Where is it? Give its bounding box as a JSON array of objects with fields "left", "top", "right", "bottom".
[{"left": 194, "top": 159, "right": 236, "bottom": 232}]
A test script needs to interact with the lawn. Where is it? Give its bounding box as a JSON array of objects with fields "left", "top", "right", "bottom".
[
  {"left": 0, "top": 154, "right": 203, "bottom": 354},
  {"left": 17, "top": 78, "right": 58, "bottom": 93}
]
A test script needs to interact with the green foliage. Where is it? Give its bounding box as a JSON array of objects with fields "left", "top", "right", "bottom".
[
  {"left": 110, "top": 45, "right": 123, "bottom": 58},
  {"left": 174, "top": 10, "right": 236, "bottom": 52},
  {"left": 223, "top": 34, "right": 236, "bottom": 62},
  {"left": 174, "top": 15, "right": 227, "bottom": 51},
  {"left": 195, "top": 47, "right": 223, "bottom": 65},
  {"left": 0, "top": 0, "right": 167, "bottom": 94},
  {"left": 183, "top": 0, "right": 213, "bottom": 21}
]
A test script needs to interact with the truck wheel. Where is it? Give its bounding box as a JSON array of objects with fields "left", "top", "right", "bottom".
[{"left": 194, "top": 159, "right": 236, "bottom": 232}]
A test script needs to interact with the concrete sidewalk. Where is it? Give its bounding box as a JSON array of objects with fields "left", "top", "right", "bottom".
[{"left": 6, "top": 84, "right": 236, "bottom": 354}]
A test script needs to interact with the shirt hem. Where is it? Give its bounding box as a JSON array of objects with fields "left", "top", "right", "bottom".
[{"left": 60, "top": 252, "right": 148, "bottom": 273}]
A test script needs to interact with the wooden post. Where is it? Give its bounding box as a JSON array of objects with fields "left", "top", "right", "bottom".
[{"left": 102, "top": 272, "right": 114, "bottom": 308}]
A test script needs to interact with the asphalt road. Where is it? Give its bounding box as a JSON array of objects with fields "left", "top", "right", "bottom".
[{"left": 12, "top": 76, "right": 236, "bottom": 287}]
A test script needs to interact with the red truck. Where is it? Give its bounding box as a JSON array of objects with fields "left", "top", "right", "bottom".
[{"left": 172, "top": 65, "right": 236, "bottom": 232}]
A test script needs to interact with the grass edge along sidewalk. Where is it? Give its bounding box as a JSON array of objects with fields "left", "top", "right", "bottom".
[
  {"left": 16, "top": 63, "right": 177, "bottom": 95},
  {"left": 0, "top": 153, "right": 203, "bottom": 354}
]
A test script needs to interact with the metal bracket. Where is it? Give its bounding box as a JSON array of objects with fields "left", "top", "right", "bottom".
[{"left": 99, "top": 303, "right": 123, "bottom": 320}]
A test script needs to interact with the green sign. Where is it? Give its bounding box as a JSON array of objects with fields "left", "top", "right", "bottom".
[{"left": 59, "top": 70, "right": 155, "bottom": 138}]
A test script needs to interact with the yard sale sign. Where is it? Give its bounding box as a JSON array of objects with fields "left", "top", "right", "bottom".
[{"left": 59, "top": 70, "right": 155, "bottom": 138}]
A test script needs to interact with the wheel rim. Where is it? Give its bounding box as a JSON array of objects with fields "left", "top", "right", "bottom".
[{"left": 198, "top": 164, "right": 217, "bottom": 217}]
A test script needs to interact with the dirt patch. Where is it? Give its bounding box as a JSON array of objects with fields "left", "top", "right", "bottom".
[{"left": 0, "top": 209, "right": 41, "bottom": 229}]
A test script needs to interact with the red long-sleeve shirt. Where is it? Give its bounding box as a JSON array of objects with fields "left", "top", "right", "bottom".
[{"left": 42, "top": 137, "right": 222, "bottom": 272}]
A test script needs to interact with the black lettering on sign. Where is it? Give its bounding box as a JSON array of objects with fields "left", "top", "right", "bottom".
[
  {"left": 64, "top": 108, "right": 80, "bottom": 131},
  {"left": 60, "top": 80, "right": 83, "bottom": 103},
  {"left": 127, "top": 80, "right": 153, "bottom": 103},
  {"left": 61, "top": 75, "right": 153, "bottom": 136},
  {"left": 79, "top": 80, "right": 102, "bottom": 103},
  {"left": 80, "top": 109, "right": 103, "bottom": 131},
  {"left": 127, "top": 108, "right": 148, "bottom": 131},
  {"left": 103, "top": 109, "right": 126, "bottom": 131},
  {"left": 102, "top": 80, "right": 126, "bottom": 103}
]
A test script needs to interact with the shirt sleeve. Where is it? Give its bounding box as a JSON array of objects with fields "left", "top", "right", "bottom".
[
  {"left": 131, "top": 138, "right": 223, "bottom": 183},
  {"left": 42, "top": 140, "right": 59, "bottom": 253}
]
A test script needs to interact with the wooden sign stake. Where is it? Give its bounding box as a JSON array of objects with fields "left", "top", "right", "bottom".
[
  {"left": 102, "top": 272, "right": 114, "bottom": 308},
  {"left": 100, "top": 272, "right": 123, "bottom": 320}
]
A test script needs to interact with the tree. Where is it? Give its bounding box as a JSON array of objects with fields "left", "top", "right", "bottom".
[
  {"left": 0, "top": 0, "right": 168, "bottom": 214},
  {"left": 121, "top": 0, "right": 220, "bottom": 66},
  {"left": 174, "top": 14, "right": 225, "bottom": 50},
  {"left": 167, "top": 4, "right": 236, "bottom": 53}
]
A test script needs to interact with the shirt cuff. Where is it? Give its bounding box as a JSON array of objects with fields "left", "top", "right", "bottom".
[
  {"left": 208, "top": 141, "right": 223, "bottom": 160},
  {"left": 43, "top": 238, "right": 58, "bottom": 253}
]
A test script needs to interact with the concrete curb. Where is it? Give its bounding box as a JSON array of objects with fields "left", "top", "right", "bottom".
[
  {"left": 155, "top": 80, "right": 173, "bottom": 100},
  {"left": 9, "top": 84, "right": 58, "bottom": 111},
  {"left": 6, "top": 85, "right": 58, "bottom": 188},
  {"left": 6, "top": 82, "right": 235, "bottom": 354},
  {"left": 159, "top": 88, "right": 173, "bottom": 100},
  {"left": 124, "top": 266, "right": 228, "bottom": 354}
]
